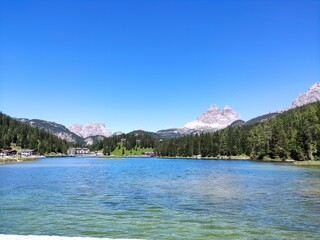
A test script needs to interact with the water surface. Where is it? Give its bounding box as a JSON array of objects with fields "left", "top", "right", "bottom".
[{"left": 1, "top": 157, "right": 320, "bottom": 239}]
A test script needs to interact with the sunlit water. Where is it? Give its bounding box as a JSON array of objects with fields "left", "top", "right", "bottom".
[{"left": 1, "top": 157, "right": 320, "bottom": 239}]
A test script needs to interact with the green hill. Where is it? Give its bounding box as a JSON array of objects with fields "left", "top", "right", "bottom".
[
  {"left": 0, "top": 112, "right": 69, "bottom": 155},
  {"left": 90, "top": 130, "right": 156, "bottom": 155},
  {"left": 110, "top": 142, "right": 153, "bottom": 156}
]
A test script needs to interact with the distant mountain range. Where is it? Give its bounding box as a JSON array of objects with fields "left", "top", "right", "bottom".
[
  {"left": 17, "top": 118, "right": 83, "bottom": 143},
  {"left": 15, "top": 82, "right": 320, "bottom": 143}
]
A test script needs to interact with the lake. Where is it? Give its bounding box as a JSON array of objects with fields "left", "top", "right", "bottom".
[{"left": 0, "top": 157, "right": 320, "bottom": 239}]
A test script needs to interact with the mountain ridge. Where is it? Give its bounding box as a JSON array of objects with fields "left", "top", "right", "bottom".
[
  {"left": 280, "top": 82, "right": 320, "bottom": 112},
  {"left": 17, "top": 118, "right": 83, "bottom": 143},
  {"left": 14, "top": 82, "right": 320, "bottom": 142}
]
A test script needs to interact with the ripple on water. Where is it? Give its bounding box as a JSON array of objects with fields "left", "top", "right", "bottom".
[{"left": 0, "top": 157, "right": 320, "bottom": 239}]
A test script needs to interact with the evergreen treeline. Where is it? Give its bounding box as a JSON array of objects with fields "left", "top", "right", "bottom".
[
  {"left": 90, "top": 130, "right": 157, "bottom": 155},
  {"left": 156, "top": 102, "right": 320, "bottom": 161},
  {"left": 0, "top": 112, "right": 69, "bottom": 154}
]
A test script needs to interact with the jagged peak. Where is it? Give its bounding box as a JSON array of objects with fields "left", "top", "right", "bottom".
[
  {"left": 310, "top": 82, "right": 320, "bottom": 90},
  {"left": 279, "top": 82, "right": 320, "bottom": 112},
  {"left": 184, "top": 104, "right": 241, "bottom": 130},
  {"left": 209, "top": 104, "right": 219, "bottom": 109}
]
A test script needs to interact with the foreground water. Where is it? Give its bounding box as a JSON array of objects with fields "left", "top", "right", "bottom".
[{"left": 0, "top": 157, "right": 320, "bottom": 239}]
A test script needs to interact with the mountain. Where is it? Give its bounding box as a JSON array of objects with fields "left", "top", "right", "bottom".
[
  {"left": 157, "top": 128, "right": 201, "bottom": 139},
  {"left": 1, "top": 113, "right": 68, "bottom": 154},
  {"left": 17, "top": 119, "right": 112, "bottom": 145},
  {"left": 84, "top": 135, "right": 106, "bottom": 145},
  {"left": 68, "top": 122, "right": 112, "bottom": 138},
  {"left": 156, "top": 105, "right": 241, "bottom": 138},
  {"left": 184, "top": 104, "right": 241, "bottom": 130},
  {"left": 112, "top": 131, "right": 125, "bottom": 136},
  {"left": 230, "top": 120, "right": 245, "bottom": 127},
  {"left": 128, "top": 130, "right": 161, "bottom": 139},
  {"left": 157, "top": 101, "right": 320, "bottom": 161},
  {"left": 244, "top": 112, "right": 279, "bottom": 126},
  {"left": 280, "top": 82, "right": 320, "bottom": 112},
  {"left": 17, "top": 118, "right": 83, "bottom": 143}
]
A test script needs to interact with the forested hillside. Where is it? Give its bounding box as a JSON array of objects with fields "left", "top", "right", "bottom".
[
  {"left": 90, "top": 130, "right": 157, "bottom": 155},
  {"left": 0, "top": 112, "right": 69, "bottom": 154},
  {"left": 156, "top": 102, "right": 320, "bottom": 161}
]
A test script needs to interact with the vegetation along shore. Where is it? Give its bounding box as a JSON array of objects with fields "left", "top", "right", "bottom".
[
  {"left": 0, "top": 156, "right": 39, "bottom": 164},
  {"left": 1, "top": 102, "right": 320, "bottom": 165}
]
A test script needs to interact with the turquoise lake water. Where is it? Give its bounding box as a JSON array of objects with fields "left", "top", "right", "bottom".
[{"left": 0, "top": 157, "right": 320, "bottom": 239}]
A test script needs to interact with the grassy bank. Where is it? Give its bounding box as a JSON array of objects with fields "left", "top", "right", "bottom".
[
  {"left": 0, "top": 156, "right": 39, "bottom": 164},
  {"left": 110, "top": 143, "right": 153, "bottom": 156},
  {"left": 157, "top": 155, "right": 320, "bottom": 166},
  {"left": 292, "top": 161, "right": 320, "bottom": 166},
  {"left": 158, "top": 155, "right": 253, "bottom": 161}
]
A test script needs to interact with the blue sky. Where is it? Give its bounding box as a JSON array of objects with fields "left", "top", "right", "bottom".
[{"left": 1, "top": 0, "right": 319, "bottom": 133}]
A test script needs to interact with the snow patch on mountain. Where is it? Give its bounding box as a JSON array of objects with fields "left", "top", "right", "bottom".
[{"left": 68, "top": 122, "right": 112, "bottom": 138}]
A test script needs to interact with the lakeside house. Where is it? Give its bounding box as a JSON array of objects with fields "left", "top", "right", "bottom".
[
  {"left": 0, "top": 149, "right": 17, "bottom": 156},
  {"left": 21, "top": 149, "right": 36, "bottom": 157},
  {"left": 67, "top": 147, "right": 90, "bottom": 156},
  {"left": 76, "top": 148, "right": 90, "bottom": 155}
]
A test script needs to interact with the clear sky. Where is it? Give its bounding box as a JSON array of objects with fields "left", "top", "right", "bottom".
[{"left": 1, "top": 0, "right": 319, "bottom": 133}]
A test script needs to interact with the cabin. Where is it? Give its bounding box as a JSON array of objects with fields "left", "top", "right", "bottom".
[
  {"left": 120, "top": 138, "right": 127, "bottom": 143},
  {"left": 1, "top": 149, "right": 17, "bottom": 156},
  {"left": 21, "top": 149, "right": 36, "bottom": 157}
]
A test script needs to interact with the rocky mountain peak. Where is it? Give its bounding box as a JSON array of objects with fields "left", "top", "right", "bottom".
[
  {"left": 280, "top": 82, "right": 320, "bottom": 112},
  {"left": 184, "top": 104, "right": 241, "bottom": 130},
  {"left": 223, "top": 105, "right": 232, "bottom": 111},
  {"left": 16, "top": 118, "right": 83, "bottom": 143},
  {"left": 309, "top": 82, "right": 320, "bottom": 90},
  {"left": 68, "top": 122, "right": 112, "bottom": 138},
  {"left": 210, "top": 104, "right": 219, "bottom": 110}
]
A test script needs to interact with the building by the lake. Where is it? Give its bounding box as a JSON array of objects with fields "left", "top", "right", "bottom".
[
  {"left": 67, "top": 147, "right": 90, "bottom": 156},
  {"left": 21, "top": 149, "right": 36, "bottom": 157}
]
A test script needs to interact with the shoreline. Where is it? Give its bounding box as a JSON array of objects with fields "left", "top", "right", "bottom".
[
  {"left": 0, "top": 235, "right": 138, "bottom": 240},
  {"left": 0, "top": 156, "right": 40, "bottom": 164},
  {"left": 1, "top": 155, "right": 320, "bottom": 167},
  {"left": 292, "top": 160, "right": 320, "bottom": 166},
  {"left": 156, "top": 156, "right": 320, "bottom": 166}
]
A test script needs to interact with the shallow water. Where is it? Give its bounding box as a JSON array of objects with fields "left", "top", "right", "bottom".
[{"left": 1, "top": 157, "right": 320, "bottom": 239}]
